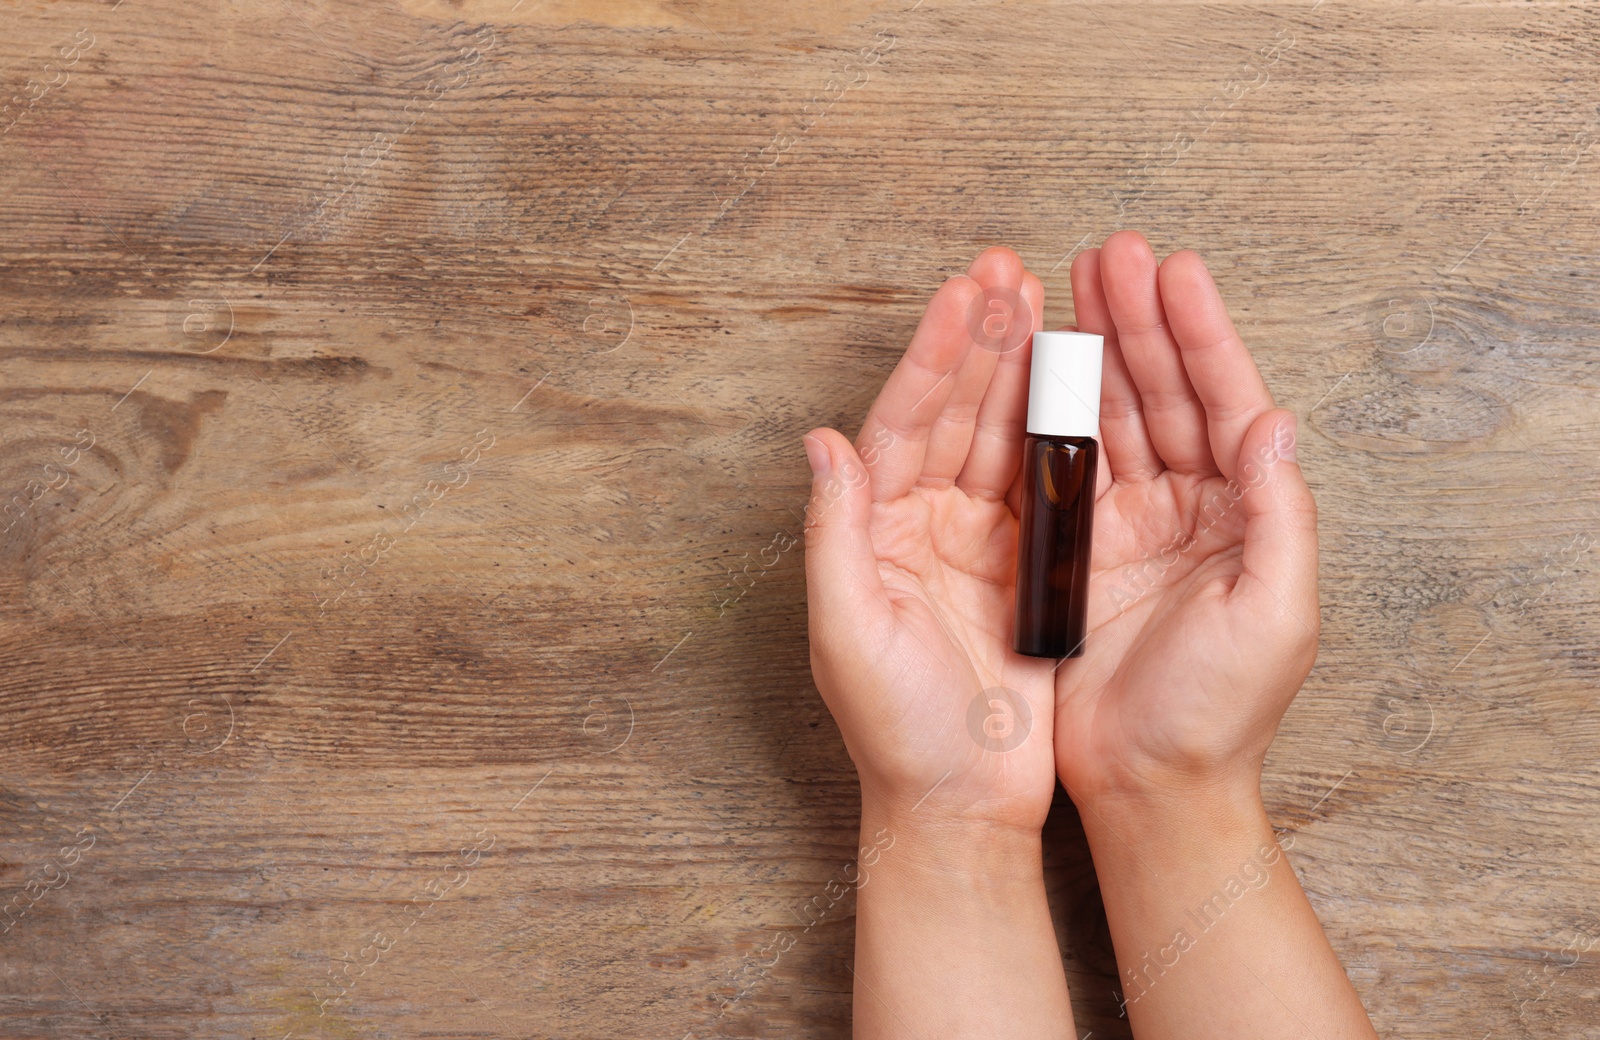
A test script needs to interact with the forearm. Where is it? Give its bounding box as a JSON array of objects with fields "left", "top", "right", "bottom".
[
  {"left": 852, "top": 800, "right": 1076, "bottom": 1040},
  {"left": 1075, "top": 783, "right": 1378, "bottom": 1040}
]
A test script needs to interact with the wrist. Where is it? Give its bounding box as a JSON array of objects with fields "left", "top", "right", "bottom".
[
  {"left": 1065, "top": 758, "right": 1265, "bottom": 829},
  {"left": 859, "top": 793, "right": 1044, "bottom": 887},
  {"left": 1071, "top": 777, "right": 1280, "bottom": 873},
  {"left": 858, "top": 767, "right": 1049, "bottom": 839},
  {"left": 851, "top": 790, "right": 1075, "bottom": 1040}
]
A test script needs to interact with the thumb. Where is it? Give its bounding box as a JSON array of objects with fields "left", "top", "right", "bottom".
[
  {"left": 802, "top": 427, "right": 892, "bottom": 650},
  {"left": 1231, "top": 409, "right": 1319, "bottom": 631}
]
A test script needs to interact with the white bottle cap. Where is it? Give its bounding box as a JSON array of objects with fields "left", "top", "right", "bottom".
[{"left": 1026, "top": 331, "right": 1103, "bottom": 438}]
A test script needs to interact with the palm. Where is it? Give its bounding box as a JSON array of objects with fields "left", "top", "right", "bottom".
[
  {"left": 1055, "top": 472, "right": 1252, "bottom": 795},
  {"left": 861, "top": 483, "right": 1062, "bottom": 827}
]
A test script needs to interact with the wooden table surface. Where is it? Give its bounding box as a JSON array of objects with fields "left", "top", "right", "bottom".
[{"left": 3, "top": 0, "right": 1598, "bottom": 1036}]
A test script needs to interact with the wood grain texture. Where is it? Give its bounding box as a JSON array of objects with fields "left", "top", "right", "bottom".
[{"left": 2, "top": 0, "right": 1599, "bottom": 1036}]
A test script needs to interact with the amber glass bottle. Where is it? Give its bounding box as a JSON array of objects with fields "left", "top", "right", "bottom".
[{"left": 1012, "top": 331, "right": 1103, "bottom": 659}]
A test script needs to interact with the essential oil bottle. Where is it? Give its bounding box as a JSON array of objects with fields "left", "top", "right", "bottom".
[{"left": 1013, "top": 330, "right": 1104, "bottom": 659}]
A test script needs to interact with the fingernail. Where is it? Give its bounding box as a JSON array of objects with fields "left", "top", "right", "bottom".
[
  {"left": 1274, "top": 414, "right": 1298, "bottom": 463},
  {"left": 803, "top": 434, "right": 831, "bottom": 477}
]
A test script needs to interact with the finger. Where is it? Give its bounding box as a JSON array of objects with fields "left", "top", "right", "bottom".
[
  {"left": 956, "top": 267, "right": 1042, "bottom": 502},
  {"left": 803, "top": 427, "right": 895, "bottom": 652},
  {"left": 1098, "top": 230, "right": 1217, "bottom": 476},
  {"left": 1230, "top": 410, "right": 1318, "bottom": 638},
  {"left": 856, "top": 275, "right": 982, "bottom": 503},
  {"left": 922, "top": 247, "right": 1027, "bottom": 489},
  {"left": 1070, "top": 247, "right": 1163, "bottom": 484},
  {"left": 1157, "top": 250, "right": 1276, "bottom": 482}
]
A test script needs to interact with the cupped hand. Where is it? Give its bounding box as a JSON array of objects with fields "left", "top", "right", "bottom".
[
  {"left": 802, "top": 246, "right": 1069, "bottom": 833},
  {"left": 1052, "top": 230, "right": 1319, "bottom": 811}
]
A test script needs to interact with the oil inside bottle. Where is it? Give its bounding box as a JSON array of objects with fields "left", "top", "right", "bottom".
[{"left": 1013, "top": 433, "right": 1097, "bottom": 658}]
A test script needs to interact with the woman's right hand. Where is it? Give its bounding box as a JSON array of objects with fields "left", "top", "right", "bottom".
[{"left": 1050, "top": 230, "right": 1321, "bottom": 813}]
